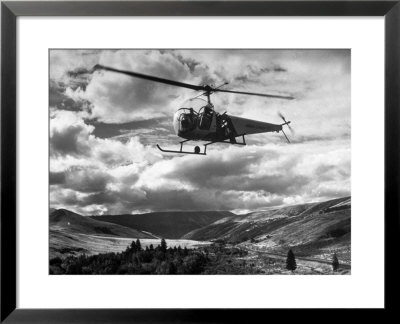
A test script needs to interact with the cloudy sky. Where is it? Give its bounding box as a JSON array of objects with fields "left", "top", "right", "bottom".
[{"left": 49, "top": 49, "right": 350, "bottom": 215}]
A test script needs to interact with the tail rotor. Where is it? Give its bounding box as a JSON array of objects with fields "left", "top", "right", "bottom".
[{"left": 278, "top": 112, "right": 294, "bottom": 143}]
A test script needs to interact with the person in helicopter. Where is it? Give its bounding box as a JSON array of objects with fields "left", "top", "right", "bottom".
[
  {"left": 179, "top": 108, "right": 197, "bottom": 133},
  {"left": 198, "top": 103, "right": 214, "bottom": 130},
  {"left": 216, "top": 112, "right": 237, "bottom": 143}
]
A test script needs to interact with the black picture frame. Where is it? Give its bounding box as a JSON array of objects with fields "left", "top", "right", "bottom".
[{"left": 1, "top": 1, "right": 399, "bottom": 322}]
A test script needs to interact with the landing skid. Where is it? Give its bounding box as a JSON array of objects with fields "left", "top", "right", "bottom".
[
  {"left": 157, "top": 139, "right": 206, "bottom": 155},
  {"left": 157, "top": 135, "right": 247, "bottom": 156},
  {"left": 156, "top": 144, "right": 206, "bottom": 155}
]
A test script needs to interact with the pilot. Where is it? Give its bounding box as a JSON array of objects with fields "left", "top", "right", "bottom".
[
  {"left": 188, "top": 108, "right": 197, "bottom": 126},
  {"left": 181, "top": 116, "right": 191, "bottom": 132},
  {"left": 180, "top": 108, "right": 196, "bottom": 132},
  {"left": 199, "top": 104, "right": 213, "bottom": 130},
  {"left": 204, "top": 103, "right": 213, "bottom": 115}
]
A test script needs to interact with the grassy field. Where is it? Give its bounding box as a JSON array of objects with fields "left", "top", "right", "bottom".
[
  {"left": 238, "top": 246, "right": 350, "bottom": 275},
  {"left": 50, "top": 227, "right": 212, "bottom": 259}
]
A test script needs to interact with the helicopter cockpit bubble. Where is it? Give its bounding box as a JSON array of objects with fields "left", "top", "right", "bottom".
[
  {"left": 181, "top": 98, "right": 209, "bottom": 112},
  {"left": 173, "top": 98, "right": 209, "bottom": 135},
  {"left": 173, "top": 108, "right": 197, "bottom": 135}
]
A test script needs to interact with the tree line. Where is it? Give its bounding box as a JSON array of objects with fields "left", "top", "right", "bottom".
[
  {"left": 49, "top": 239, "right": 342, "bottom": 275},
  {"left": 50, "top": 238, "right": 208, "bottom": 275}
]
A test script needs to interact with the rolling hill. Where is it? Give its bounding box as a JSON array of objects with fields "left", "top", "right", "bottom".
[
  {"left": 50, "top": 209, "right": 153, "bottom": 239},
  {"left": 183, "top": 197, "right": 351, "bottom": 262},
  {"left": 91, "top": 211, "right": 234, "bottom": 239}
]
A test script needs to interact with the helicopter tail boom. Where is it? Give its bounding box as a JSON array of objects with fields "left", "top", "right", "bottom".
[{"left": 228, "top": 115, "right": 282, "bottom": 135}]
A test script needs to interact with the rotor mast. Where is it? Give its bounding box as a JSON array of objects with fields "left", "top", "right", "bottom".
[
  {"left": 203, "top": 83, "right": 229, "bottom": 105},
  {"left": 204, "top": 85, "right": 212, "bottom": 104}
]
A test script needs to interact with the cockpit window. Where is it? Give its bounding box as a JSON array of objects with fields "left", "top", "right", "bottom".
[
  {"left": 198, "top": 104, "right": 213, "bottom": 130},
  {"left": 173, "top": 108, "right": 197, "bottom": 133},
  {"left": 173, "top": 100, "right": 214, "bottom": 134},
  {"left": 179, "top": 113, "right": 195, "bottom": 132}
]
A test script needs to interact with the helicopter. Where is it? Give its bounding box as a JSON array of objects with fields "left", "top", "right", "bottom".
[{"left": 91, "top": 64, "right": 295, "bottom": 155}]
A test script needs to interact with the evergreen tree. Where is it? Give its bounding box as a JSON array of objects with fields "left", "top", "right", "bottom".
[
  {"left": 130, "top": 241, "right": 137, "bottom": 253},
  {"left": 332, "top": 253, "right": 339, "bottom": 272},
  {"left": 149, "top": 244, "right": 154, "bottom": 251},
  {"left": 136, "top": 239, "right": 142, "bottom": 251},
  {"left": 286, "top": 249, "right": 297, "bottom": 272},
  {"left": 161, "top": 238, "right": 167, "bottom": 253}
]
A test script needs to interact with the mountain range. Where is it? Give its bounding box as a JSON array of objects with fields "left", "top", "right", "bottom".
[
  {"left": 90, "top": 211, "right": 234, "bottom": 239},
  {"left": 50, "top": 196, "right": 350, "bottom": 263},
  {"left": 50, "top": 208, "right": 153, "bottom": 238}
]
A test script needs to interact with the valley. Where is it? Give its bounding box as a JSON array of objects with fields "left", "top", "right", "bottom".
[{"left": 49, "top": 196, "right": 351, "bottom": 274}]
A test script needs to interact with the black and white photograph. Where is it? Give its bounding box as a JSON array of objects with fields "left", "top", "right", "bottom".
[{"left": 49, "top": 49, "right": 351, "bottom": 275}]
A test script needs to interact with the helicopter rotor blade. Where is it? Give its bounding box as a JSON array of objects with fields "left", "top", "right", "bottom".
[
  {"left": 93, "top": 64, "right": 204, "bottom": 91},
  {"left": 278, "top": 112, "right": 295, "bottom": 135},
  {"left": 281, "top": 129, "right": 291, "bottom": 143},
  {"left": 215, "top": 88, "right": 294, "bottom": 100},
  {"left": 91, "top": 65, "right": 295, "bottom": 100},
  {"left": 278, "top": 112, "right": 285, "bottom": 120}
]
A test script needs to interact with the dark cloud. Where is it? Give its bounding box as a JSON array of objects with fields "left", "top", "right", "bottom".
[
  {"left": 233, "top": 64, "right": 288, "bottom": 84},
  {"left": 49, "top": 81, "right": 65, "bottom": 107},
  {"left": 50, "top": 168, "right": 113, "bottom": 193},
  {"left": 66, "top": 169, "right": 111, "bottom": 193},
  {"left": 163, "top": 149, "right": 279, "bottom": 189},
  {"left": 144, "top": 188, "right": 198, "bottom": 211},
  {"left": 170, "top": 51, "right": 202, "bottom": 73},
  {"left": 50, "top": 124, "right": 89, "bottom": 157},
  {"left": 140, "top": 188, "right": 287, "bottom": 212},
  {"left": 49, "top": 80, "right": 90, "bottom": 111},
  {"left": 49, "top": 172, "right": 66, "bottom": 185},
  {"left": 273, "top": 65, "right": 287, "bottom": 73},
  {"left": 72, "top": 188, "right": 147, "bottom": 214},
  {"left": 79, "top": 191, "right": 120, "bottom": 206},
  {"left": 67, "top": 67, "right": 93, "bottom": 79},
  {"left": 51, "top": 189, "right": 80, "bottom": 207},
  {"left": 88, "top": 117, "right": 170, "bottom": 139}
]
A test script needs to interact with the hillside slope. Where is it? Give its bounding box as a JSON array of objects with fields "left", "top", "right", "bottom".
[
  {"left": 91, "top": 211, "right": 234, "bottom": 239},
  {"left": 183, "top": 197, "right": 351, "bottom": 262},
  {"left": 50, "top": 209, "right": 153, "bottom": 239}
]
